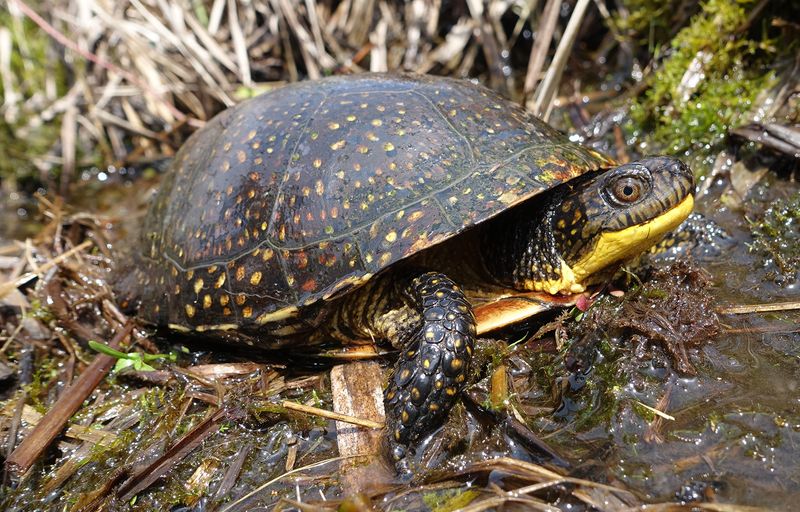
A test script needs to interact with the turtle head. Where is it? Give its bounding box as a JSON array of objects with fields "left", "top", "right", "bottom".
[{"left": 517, "top": 156, "right": 695, "bottom": 295}]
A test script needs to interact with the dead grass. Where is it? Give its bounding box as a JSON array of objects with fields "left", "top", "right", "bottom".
[{"left": 1, "top": 0, "right": 599, "bottom": 194}]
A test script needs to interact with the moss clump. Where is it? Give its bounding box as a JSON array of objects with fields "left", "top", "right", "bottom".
[
  {"left": 421, "top": 487, "right": 481, "bottom": 511},
  {"left": 626, "top": 0, "right": 776, "bottom": 167},
  {"left": 611, "top": 0, "right": 699, "bottom": 49},
  {"left": 749, "top": 191, "right": 800, "bottom": 284}
]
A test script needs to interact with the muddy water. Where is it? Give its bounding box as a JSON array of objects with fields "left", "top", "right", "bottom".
[{"left": 621, "top": 176, "right": 800, "bottom": 507}]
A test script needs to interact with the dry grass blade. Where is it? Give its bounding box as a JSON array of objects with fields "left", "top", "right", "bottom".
[
  {"left": 718, "top": 301, "right": 800, "bottom": 314},
  {"left": 418, "top": 18, "right": 474, "bottom": 74},
  {"left": 281, "top": 400, "right": 384, "bottom": 429},
  {"left": 458, "top": 496, "right": 558, "bottom": 512},
  {"left": 217, "top": 455, "right": 357, "bottom": 512},
  {"left": 627, "top": 503, "right": 771, "bottom": 511},
  {"left": 533, "top": 0, "right": 592, "bottom": 119},
  {"left": 227, "top": 0, "right": 252, "bottom": 86},
  {"left": 11, "top": 0, "right": 191, "bottom": 124},
  {"left": 369, "top": 19, "right": 388, "bottom": 72},
  {"left": 458, "top": 456, "right": 637, "bottom": 498},
  {"left": 465, "top": 0, "right": 506, "bottom": 92},
  {"left": 523, "top": 0, "right": 561, "bottom": 101}
]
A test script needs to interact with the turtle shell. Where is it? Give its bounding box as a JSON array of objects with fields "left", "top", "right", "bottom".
[{"left": 123, "top": 74, "right": 613, "bottom": 330}]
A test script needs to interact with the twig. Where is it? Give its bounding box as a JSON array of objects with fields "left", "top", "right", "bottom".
[
  {"left": 523, "top": 0, "right": 561, "bottom": 101},
  {"left": 533, "top": 0, "right": 592, "bottom": 120},
  {"left": 718, "top": 301, "right": 800, "bottom": 315},
  {"left": 0, "top": 239, "right": 93, "bottom": 300},
  {"left": 280, "top": 400, "right": 384, "bottom": 429},
  {"left": 5, "top": 322, "right": 133, "bottom": 477}
]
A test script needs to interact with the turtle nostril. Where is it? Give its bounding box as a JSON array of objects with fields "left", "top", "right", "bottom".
[
  {"left": 669, "top": 160, "right": 694, "bottom": 188},
  {"left": 671, "top": 160, "right": 690, "bottom": 177}
]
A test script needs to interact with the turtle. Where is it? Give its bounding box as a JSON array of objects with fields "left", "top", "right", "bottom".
[{"left": 116, "top": 73, "right": 695, "bottom": 463}]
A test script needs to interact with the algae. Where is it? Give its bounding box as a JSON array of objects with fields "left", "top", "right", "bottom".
[{"left": 748, "top": 190, "right": 800, "bottom": 284}]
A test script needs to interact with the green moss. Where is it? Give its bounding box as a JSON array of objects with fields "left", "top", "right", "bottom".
[
  {"left": 749, "top": 191, "right": 800, "bottom": 283},
  {"left": 611, "top": 0, "right": 699, "bottom": 50},
  {"left": 421, "top": 488, "right": 481, "bottom": 511},
  {"left": 626, "top": 0, "right": 777, "bottom": 169},
  {"left": 24, "top": 358, "right": 58, "bottom": 414}
]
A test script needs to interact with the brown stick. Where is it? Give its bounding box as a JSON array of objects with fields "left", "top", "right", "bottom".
[
  {"left": 281, "top": 400, "right": 384, "bottom": 429},
  {"left": 718, "top": 301, "right": 800, "bottom": 314},
  {"left": 330, "top": 362, "right": 392, "bottom": 493},
  {"left": 117, "top": 405, "right": 237, "bottom": 502},
  {"left": 4, "top": 322, "right": 134, "bottom": 477}
]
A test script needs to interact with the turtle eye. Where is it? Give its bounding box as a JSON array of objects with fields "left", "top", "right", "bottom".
[{"left": 608, "top": 177, "right": 644, "bottom": 204}]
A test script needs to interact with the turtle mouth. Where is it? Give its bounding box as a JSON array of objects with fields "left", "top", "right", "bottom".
[{"left": 569, "top": 192, "right": 695, "bottom": 282}]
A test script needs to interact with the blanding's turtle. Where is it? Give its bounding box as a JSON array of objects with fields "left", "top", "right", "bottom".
[{"left": 116, "top": 74, "right": 695, "bottom": 462}]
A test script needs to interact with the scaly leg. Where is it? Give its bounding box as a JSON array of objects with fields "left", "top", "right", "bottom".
[{"left": 329, "top": 271, "right": 476, "bottom": 462}]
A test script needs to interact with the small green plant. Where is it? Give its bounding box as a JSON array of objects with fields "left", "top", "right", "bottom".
[{"left": 88, "top": 340, "right": 177, "bottom": 372}]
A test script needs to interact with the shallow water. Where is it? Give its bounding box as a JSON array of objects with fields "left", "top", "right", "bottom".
[
  {"left": 0, "top": 165, "right": 798, "bottom": 510},
  {"left": 545, "top": 173, "right": 800, "bottom": 508}
]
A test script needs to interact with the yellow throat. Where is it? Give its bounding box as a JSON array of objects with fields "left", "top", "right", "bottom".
[{"left": 571, "top": 194, "right": 695, "bottom": 283}]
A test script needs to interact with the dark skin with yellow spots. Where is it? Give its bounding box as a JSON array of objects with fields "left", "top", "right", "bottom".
[{"left": 116, "top": 75, "right": 694, "bottom": 470}]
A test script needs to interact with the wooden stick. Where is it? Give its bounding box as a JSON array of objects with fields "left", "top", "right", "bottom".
[
  {"left": 330, "top": 362, "right": 391, "bottom": 492},
  {"left": 117, "top": 406, "right": 233, "bottom": 502},
  {"left": 718, "top": 301, "right": 800, "bottom": 314},
  {"left": 5, "top": 322, "right": 133, "bottom": 477},
  {"left": 280, "top": 400, "right": 384, "bottom": 429}
]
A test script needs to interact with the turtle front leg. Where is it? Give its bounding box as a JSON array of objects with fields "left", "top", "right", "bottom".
[{"left": 330, "top": 271, "right": 476, "bottom": 463}]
